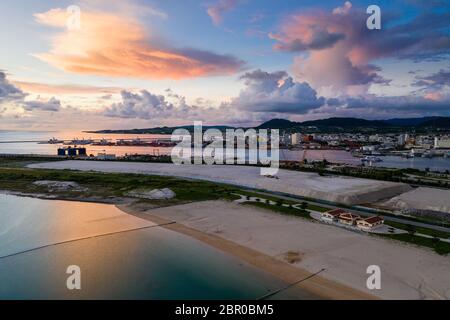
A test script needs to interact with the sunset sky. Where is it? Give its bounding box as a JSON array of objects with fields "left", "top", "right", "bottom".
[{"left": 0, "top": 0, "right": 449, "bottom": 130}]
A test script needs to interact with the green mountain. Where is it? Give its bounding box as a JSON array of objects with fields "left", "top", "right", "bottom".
[
  {"left": 88, "top": 116, "right": 450, "bottom": 134},
  {"left": 87, "top": 125, "right": 235, "bottom": 134},
  {"left": 257, "top": 117, "right": 450, "bottom": 129}
]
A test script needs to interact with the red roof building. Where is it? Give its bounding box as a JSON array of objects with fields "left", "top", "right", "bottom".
[
  {"left": 338, "top": 212, "right": 361, "bottom": 225},
  {"left": 320, "top": 209, "right": 346, "bottom": 222},
  {"left": 326, "top": 209, "right": 347, "bottom": 216},
  {"left": 357, "top": 216, "right": 385, "bottom": 230}
]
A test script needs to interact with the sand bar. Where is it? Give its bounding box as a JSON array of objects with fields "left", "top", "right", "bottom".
[{"left": 29, "top": 161, "right": 411, "bottom": 205}]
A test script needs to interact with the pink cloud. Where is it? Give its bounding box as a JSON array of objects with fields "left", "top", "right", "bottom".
[
  {"left": 207, "top": 0, "right": 239, "bottom": 26},
  {"left": 424, "top": 92, "right": 443, "bottom": 101},
  {"left": 34, "top": 8, "right": 245, "bottom": 80},
  {"left": 270, "top": 3, "right": 380, "bottom": 94},
  {"left": 13, "top": 81, "right": 122, "bottom": 95},
  {"left": 332, "top": 1, "right": 352, "bottom": 15},
  {"left": 270, "top": 1, "right": 450, "bottom": 96}
]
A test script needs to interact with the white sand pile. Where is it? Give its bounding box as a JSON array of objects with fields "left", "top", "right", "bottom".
[
  {"left": 128, "top": 188, "right": 176, "bottom": 200},
  {"left": 33, "top": 180, "right": 87, "bottom": 192},
  {"left": 147, "top": 200, "right": 450, "bottom": 300},
  {"left": 381, "top": 187, "right": 450, "bottom": 215},
  {"left": 28, "top": 161, "right": 411, "bottom": 205}
]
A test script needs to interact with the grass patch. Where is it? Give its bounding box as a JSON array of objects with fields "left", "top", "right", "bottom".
[
  {"left": 0, "top": 167, "right": 238, "bottom": 203},
  {"left": 305, "top": 203, "right": 329, "bottom": 213},
  {"left": 381, "top": 233, "right": 450, "bottom": 255},
  {"left": 384, "top": 220, "right": 450, "bottom": 239},
  {"left": 0, "top": 157, "right": 61, "bottom": 168},
  {"left": 235, "top": 190, "right": 329, "bottom": 212}
]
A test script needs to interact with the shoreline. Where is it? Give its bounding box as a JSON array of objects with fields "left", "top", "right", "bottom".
[
  {"left": 118, "top": 203, "right": 376, "bottom": 300},
  {"left": 3, "top": 187, "right": 448, "bottom": 299},
  {"left": 120, "top": 200, "right": 450, "bottom": 300}
]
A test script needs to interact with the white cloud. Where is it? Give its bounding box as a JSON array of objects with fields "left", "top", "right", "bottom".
[
  {"left": 0, "top": 71, "right": 26, "bottom": 103},
  {"left": 0, "top": 71, "right": 62, "bottom": 113},
  {"left": 231, "top": 69, "right": 325, "bottom": 113},
  {"left": 23, "top": 97, "right": 61, "bottom": 112}
]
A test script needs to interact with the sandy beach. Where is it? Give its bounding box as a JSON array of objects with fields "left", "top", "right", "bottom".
[
  {"left": 29, "top": 161, "right": 411, "bottom": 205},
  {"left": 123, "top": 200, "right": 450, "bottom": 300}
]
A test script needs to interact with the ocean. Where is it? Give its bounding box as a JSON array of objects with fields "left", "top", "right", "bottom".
[{"left": 0, "top": 194, "right": 315, "bottom": 299}]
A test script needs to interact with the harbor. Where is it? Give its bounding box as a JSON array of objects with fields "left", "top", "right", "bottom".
[
  {"left": 1, "top": 133, "right": 450, "bottom": 173},
  {"left": 37, "top": 137, "right": 177, "bottom": 147}
]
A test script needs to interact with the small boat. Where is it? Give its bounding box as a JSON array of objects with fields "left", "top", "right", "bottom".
[
  {"left": 116, "top": 139, "right": 127, "bottom": 146},
  {"left": 65, "top": 138, "right": 93, "bottom": 145},
  {"left": 361, "top": 156, "right": 383, "bottom": 162},
  {"left": 371, "top": 152, "right": 383, "bottom": 156},
  {"left": 131, "top": 137, "right": 147, "bottom": 146},
  {"left": 404, "top": 149, "right": 416, "bottom": 159},
  {"left": 40, "top": 137, "right": 64, "bottom": 144},
  {"left": 92, "top": 138, "right": 113, "bottom": 146}
]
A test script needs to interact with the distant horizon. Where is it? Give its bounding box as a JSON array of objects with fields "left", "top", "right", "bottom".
[
  {"left": 2, "top": 115, "right": 450, "bottom": 134},
  {"left": 83, "top": 115, "right": 450, "bottom": 132}
]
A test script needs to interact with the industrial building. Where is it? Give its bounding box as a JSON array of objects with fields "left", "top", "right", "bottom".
[
  {"left": 57, "top": 147, "right": 87, "bottom": 157},
  {"left": 434, "top": 137, "right": 450, "bottom": 149}
]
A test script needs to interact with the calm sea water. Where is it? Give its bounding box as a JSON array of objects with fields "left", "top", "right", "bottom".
[
  {"left": 0, "top": 131, "right": 449, "bottom": 172},
  {"left": 0, "top": 130, "right": 172, "bottom": 157},
  {"left": 370, "top": 156, "right": 450, "bottom": 172},
  {"left": 0, "top": 194, "right": 315, "bottom": 299}
]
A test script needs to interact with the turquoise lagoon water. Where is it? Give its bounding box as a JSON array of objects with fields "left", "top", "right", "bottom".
[{"left": 0, "top": 194, "right": 316, "bottom": 300}]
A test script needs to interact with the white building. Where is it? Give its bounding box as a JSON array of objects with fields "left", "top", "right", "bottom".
[
  {"left": 434, "top": 137, "right": 450, "bottom": 149},
  {"left": 280, "top": 134, "right": 291, "bottom": 146},
  {"left": 356, "top": 216, "right": 384, "bottom": 231},
  {"left": 362, "top": 145, "right": 376, "bottom": 152},
  {"left": 291, "top": 133, "right": 301, "bottom": 145},
  {"left": 320, "top": 209, "right": 346, "bottom": 223},
  {"left": 369, "top": 135, "right": 382, "bottom": 142},
  {"left": 398, "top": 134, "right": 409, "bottom": 146},
  {"left": 338, "top": 213, "right": 361, "bottom": 226}
]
